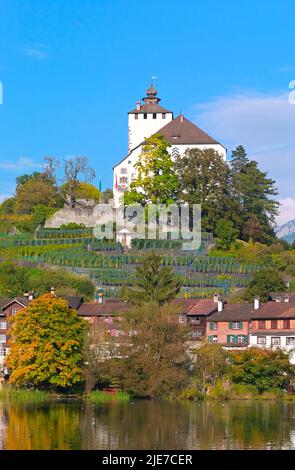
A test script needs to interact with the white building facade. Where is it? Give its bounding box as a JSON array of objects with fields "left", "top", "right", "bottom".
[{"left": 113, "top": 84, "right": 227, "bottom": 207}]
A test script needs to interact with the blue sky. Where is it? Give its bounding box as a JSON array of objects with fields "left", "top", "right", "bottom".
[{"left": 0, "top": 0, "right": 295, "bottom": 224}]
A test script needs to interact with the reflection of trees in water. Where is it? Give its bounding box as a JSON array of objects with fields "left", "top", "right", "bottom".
[
  {"left": 0, "top": 403, "right": 82, "bottom": 450},
  {"left": 0, "top": 400, "right": 294, "bottom": 449}
]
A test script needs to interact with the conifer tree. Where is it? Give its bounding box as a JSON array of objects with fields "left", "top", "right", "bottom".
[{"left": 121, "top": 252, "right": 181, "bottom": 305}]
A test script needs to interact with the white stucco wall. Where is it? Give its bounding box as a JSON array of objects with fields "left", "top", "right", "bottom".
[
  {"left": 250, "top": 334, "right": 295, "bottom": 352},
  {"left": 128, "top": 111, "right": 173, "bottom": 151}
]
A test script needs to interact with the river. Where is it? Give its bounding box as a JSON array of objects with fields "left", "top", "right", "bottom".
[{"left": 0, "top": 399, "right": 294, "bottom": 450}]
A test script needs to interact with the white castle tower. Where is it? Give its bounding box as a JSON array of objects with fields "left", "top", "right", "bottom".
[{"left": 127, "top": 83, "right": 173, "bottom": 152}]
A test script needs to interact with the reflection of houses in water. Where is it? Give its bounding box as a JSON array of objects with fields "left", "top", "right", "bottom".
[{"left": 0, "top": 406, "right": 9, "bottom": 450}]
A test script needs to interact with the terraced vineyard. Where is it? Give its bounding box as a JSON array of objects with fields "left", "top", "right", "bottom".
[{"left": 0, "top": 230, "right": 262, "bottom": 299}]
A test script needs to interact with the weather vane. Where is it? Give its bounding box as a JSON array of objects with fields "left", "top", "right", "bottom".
[{"left": 151, "top": 76, "right": 157, "bottom": 85}]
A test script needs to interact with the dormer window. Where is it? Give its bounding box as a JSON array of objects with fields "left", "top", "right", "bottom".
[{"left": 162, "top": 113, "right": 166, "bottom": 119}]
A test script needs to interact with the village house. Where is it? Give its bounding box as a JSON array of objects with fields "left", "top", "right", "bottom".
[
  {"left": 250, "top": 296, "right": 295, "bottom": 351},
  {"left": 205, "top": 301, "right": 254, "bottom": 349}
]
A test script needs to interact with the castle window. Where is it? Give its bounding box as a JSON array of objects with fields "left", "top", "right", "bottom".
[
  {"left": 153, "top": 113, "right": 156, "bottom": 119},
  {"left": 0, "top": 335, "right": 6, "bottom": 343},
  {"left": 0, "top": 322, "right": 7, "bottom": 330},
  {"left": 271, "top": 320, "right": 278, "bottom": 329},
  {"left": 144, "top": 113, "right": 147, "bottom": 119},
  {"left": 120, "top": 168, "right": 127, "bottom": 174},
  {"left": 162, "top": 113, "right": 166, "bottom": 119},
  {"left": 134, "top": 114, "right": 138, "bottom": 120},
  {"left": 120, "top": 177, "right": 128, "bottom": 184},
  {"left": 128, "top": 160, "right": 131, "bottom": 164},
  {"left": 283, "top": 319, "right": 290, "bottom": 329}
]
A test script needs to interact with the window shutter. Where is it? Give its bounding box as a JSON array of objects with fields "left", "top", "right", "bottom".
[
  {"left": 244, "top": 335, "right": 248, "bottom": 343},
  {"left": 208, "top": 336, "right": 212, "bottom": 342},
  {"left": 240, "top": 322, "right": 243, "bottom": 329},
  {"left": 229, "top": 322, "right": 233, "bottom": 330},
  {"left": 227, "top": 335, "right": 230, "bottom": 343},
  {"left": 234, "top": 335, "right": 238, "bottom": 343},
  {"left": 210, "top": 322, "right": 213, "bottom": 331}
]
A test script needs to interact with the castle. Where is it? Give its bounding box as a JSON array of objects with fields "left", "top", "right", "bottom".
[{"left": 113, "top": 83, "right": 227, "bottom": 207}]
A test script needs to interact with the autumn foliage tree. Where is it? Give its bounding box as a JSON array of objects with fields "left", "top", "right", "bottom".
[{"left": 5, "top": 294, "right": 87, "bottom": 390}]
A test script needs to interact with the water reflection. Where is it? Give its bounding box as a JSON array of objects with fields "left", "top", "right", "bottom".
[{"left": 0, "top": 400, "right": 294, "bottom": 449}]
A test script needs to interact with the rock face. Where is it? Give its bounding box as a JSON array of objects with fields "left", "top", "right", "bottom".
[
  {"left": 276, "top": 219, "right": 295, "bottom": 243},
  {"left": 45, "top": 199, "right": 98, "bottom": 228}
]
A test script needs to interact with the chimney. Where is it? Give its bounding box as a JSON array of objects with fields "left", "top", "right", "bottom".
[
  {"left": 28, "top": 291, "right": 34, "bottom": 301},
  {"left": 180, "top": 114, "right": 184, "bottom": 123},
  {"left": 50, "top": 286, "right": 56, "bottom": 297},
  {"left": 136, "top": 101, "right": 141, "bottom": 111},
  {"left": 254, "top": 297, "right": 260, "bottom": 310},
  {"left": 217, "top": 300, "right": 223, "bottom": 312},
  {"left": 213, "top": 293, "right": 219, "bottom": 303}
]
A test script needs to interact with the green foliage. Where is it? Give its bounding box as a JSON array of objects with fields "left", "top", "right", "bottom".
[
  {"left": 215, "top": 219, "right": 239, "bottom": 250},
  {"left": 0, "top": 260, "right": 94, "bottom": 300},
  {"left": 59, "top": 223, "right": 86, "bottom": 230},
  {"left": 246, "top": 268, "right": 286, "bottom": 302},
  {"left": 229, "top": 383, "right": 258, "bottom": 399},
  {"left": 230, "top": 348, "right": 294, "bottom": 393},
  {"left": 100, "top": 303, "right": 190, "bottom": 398},
  {"left": 89, "top": 390, "right": 130, "bottom": 402},
  {"left": 121, "top": 252, "right": 181, "bottom": 305},
  {"left": 192, "top": 343, "right": 231, "bottom": 393},
  {"left": 124, "top": 135, "right": 179, "bottom": 205},
  {"left": 6, "top": 294, "right": 87, "bottom": 390},
  {"left": 15, "top": 172, "right": 59, "bottom": 214},
  {"left": 0, "top": 386, "right": 50, "bottom": 403},
  {"left": 175, "top": 148, "right": 230, "bottom": 232},
  {"left": 0, "top": 260, "right": 29, "bottom": 297}
]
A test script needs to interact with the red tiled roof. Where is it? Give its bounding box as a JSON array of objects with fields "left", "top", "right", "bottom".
[
  {"left": 186, "top": 299, "right": 217, "bottom": 316},
  {"left": 155, "top": 115, "right": 220, "bottom": 145},
  {"left": 251, "top": 302, "right": 295, "bottom": 319},
  {"left": 209, "top": 303, "right": 255, "bottom": 321},
  {"left": 78, "top": 300, "right": 131, "bottom": 316}
]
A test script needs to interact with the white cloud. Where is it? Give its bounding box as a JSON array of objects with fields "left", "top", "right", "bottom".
[
  {"left": 191, "top": 90, "right": 295, "bottom": 223},
  {"left": 277, "top": 197, "right": 295, "bottom": 227},
  {"left": 19, "top": 45, "right": 48, "bottom": 60},
  {"left": 0, "top": 157, "right": 42, "bottom": 171}
]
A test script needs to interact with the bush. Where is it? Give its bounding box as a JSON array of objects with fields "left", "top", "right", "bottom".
[
  {"left": 230, "top": 383, "right": 258, "bottom": 399},
  {"left": 89, "top": 390, "right": 130, "bottom": 403}
]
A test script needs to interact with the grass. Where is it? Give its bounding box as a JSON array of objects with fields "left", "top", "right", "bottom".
[
  {"left": 0, "top": 386, "right": 50, "bottom": 403},
  {"left": 89, "top": 390, "right": 131, "bottom": 403}
]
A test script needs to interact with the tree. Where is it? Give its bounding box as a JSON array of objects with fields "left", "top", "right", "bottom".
[
  {"left": 215, "top": 219, "right": 239, "bottom": 250},
  {"left": 174, "top": 148, "right": 231, "bottom": 232},
  {"left": 192, "top": 343, "right": 230, "bottom": 393},
  {"left": 0, "top": 261, "right": 29, "bottom": 297},
  {"left": 230, "top": 145, "right": 249, "bottom": 175},
  {"left": 0, "top": 197, "right": 16, "bottom": 215},
  {"left": 230, "top": 147, "right": 279, "bottom": 243},
  {"left": 124, "top": 135, "right": 179, "bottom": 206},
  {"left": 100, "top": 188, "right": 113, "bottom": 204},
  {"left": 103, "top": 303, "right": 189, "bottom": 398},
  {"left": 61, "top": 181, "right": 100, "bottom": 202},
  {"left": 121, "top": 252, "right": 181, "bottom": 305},
  {"left": 245, "top": 268, "right": 286, "bottom": 302},
  {"left": 44, "top": 156, "right": 96, "bottom": 208},
  {"left": 15, "top": 173, "right": 59, "bottom": 214},
  {"left": 230, "top": 348, "right": 294, "bottom": 393},
  {"left": 5, "top": 294, "right": 87, "bottom": 390}
]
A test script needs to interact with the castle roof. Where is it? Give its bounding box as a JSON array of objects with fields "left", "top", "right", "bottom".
[{"left": 155, "top": 115, "right": 220, "bottom": 145}]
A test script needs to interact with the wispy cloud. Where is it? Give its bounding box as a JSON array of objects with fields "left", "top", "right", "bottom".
[
  {"left": 275, "top": 65, "right": 295, "bottom": 73},
  {"left": 0, "top": 157, "right": 42, "bottom": 171},
  {"left": 191, "top": 90, "right": 295, "bottom": 225},
  {"left": 18, "top": 44, "right": 49, "bottom": 60}
]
